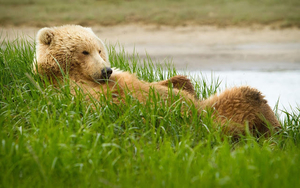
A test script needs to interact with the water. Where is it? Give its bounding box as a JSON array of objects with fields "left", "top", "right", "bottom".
[{"left": 189, "top": 70, "right": 300, "bottom": 118}]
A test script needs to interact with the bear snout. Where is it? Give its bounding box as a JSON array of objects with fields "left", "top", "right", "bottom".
[{"left": 101, "top": 67, "right": 113, "bottom": 80}]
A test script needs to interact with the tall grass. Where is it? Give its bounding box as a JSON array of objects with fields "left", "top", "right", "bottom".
[{"left": 0, "top": 36, "right": 300, "bottom": 188}]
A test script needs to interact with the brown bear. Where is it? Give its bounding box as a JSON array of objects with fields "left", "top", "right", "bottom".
[{"left": 33, "top": 25, "right": 281, "bottom": 138}]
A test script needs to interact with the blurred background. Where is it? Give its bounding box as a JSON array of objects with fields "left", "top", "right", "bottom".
[
  {"left": 1, "top": 0, "right": 299, "bottom": 27},
  {"left": 1, "top": 0, "right": 300, "bottom": 115}
]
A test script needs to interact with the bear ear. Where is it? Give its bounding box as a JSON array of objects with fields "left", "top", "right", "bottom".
[
  {"left": 84, "top": 27, "right": 93, "bottom": 33},
  {"left": 37, "top": 27, "right": 54, "bottom": 45}
]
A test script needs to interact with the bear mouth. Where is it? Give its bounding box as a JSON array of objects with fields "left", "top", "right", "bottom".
[{"left": 99, "top": 74, "right": 111, "bottom": 81}]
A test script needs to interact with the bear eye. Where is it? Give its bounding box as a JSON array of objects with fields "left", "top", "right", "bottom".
[
  {"left": 82, "top": 51, "right": 89, "bottom": 55},
  {"left": 99, "top": 50, "right": 101, "bottom": 54}
]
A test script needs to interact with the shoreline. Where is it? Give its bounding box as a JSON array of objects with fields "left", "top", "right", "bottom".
[{"left": 1, "top": 25, "right": 300, "bottom": 71}]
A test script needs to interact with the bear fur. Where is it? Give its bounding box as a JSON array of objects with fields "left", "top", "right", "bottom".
[{"left": 33, "top": 25, "right": 281, "bottom": 137}]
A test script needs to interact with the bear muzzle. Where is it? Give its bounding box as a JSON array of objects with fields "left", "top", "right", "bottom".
[{"left": 100, "top": 67, "right": 113, "bottom": 80}]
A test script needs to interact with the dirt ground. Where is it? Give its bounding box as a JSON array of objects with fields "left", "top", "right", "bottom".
[{"left": 2, "top": 25, "right": 300, "bottom": 71}]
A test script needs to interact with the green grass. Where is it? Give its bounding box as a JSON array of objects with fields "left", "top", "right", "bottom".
[
  {"left": 0, "top": 0, "right": 299, "bottom": 27},
  {"left": 1, "top": 36, "right": 300, "bottom": 188}
]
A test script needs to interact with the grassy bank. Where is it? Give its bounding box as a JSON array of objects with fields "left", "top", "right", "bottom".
[
  {"left": 0, "top": 0, "right": 299, "bottom": 27},
  {"left": 1, "top": 36, "right": 300, "bottom": 188}
]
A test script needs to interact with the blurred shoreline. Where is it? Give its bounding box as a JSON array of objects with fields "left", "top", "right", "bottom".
[{"left": 1, "top": 25, "right": 299, "bottom": 71}]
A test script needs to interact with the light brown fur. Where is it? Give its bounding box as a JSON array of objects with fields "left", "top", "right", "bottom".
[
  {"left": 200, "top": 86, "right": 281, "bottom": 137},
  {"left": 33, "top": 25, "right": 281, "bottom": 138}
]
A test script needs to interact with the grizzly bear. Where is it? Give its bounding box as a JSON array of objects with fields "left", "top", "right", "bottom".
[{"left": 33, "top": 25, "right": 281, "bottom": 138}]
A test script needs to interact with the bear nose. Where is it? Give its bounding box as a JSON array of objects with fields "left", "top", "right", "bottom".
[{"left": 101, "top": 67, "right": 113, "bottom": 79}]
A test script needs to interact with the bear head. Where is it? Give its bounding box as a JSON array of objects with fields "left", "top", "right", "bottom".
[{"left": 33, "top": 25, "right": 112, "bottom": 83}]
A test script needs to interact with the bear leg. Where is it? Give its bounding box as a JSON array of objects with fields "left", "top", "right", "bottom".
[
  {"left": 200, "top": 86, "right": 281, "bottom": 137},
  {"left": 154, "top": 75, "right": 197, "bottom": 97}
]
